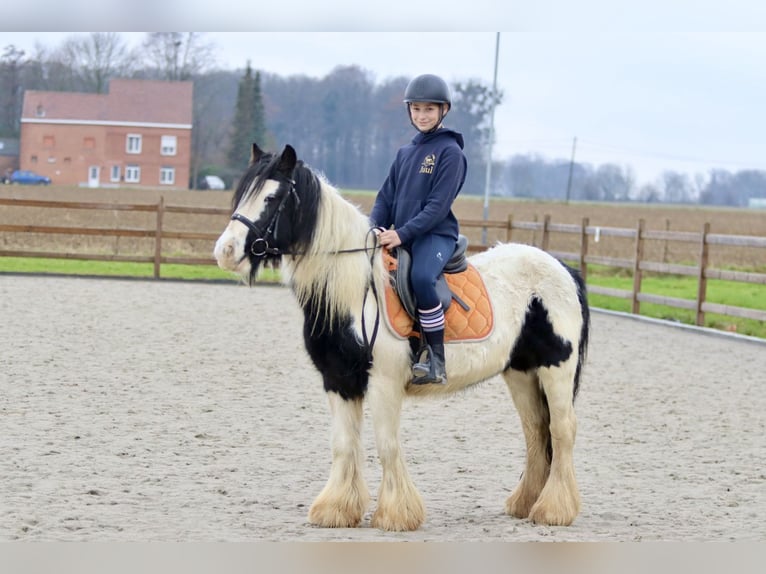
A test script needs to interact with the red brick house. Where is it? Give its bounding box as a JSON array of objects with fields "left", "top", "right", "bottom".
[{"left": 19, "top": 79, "right": 193, "bottom": 189}]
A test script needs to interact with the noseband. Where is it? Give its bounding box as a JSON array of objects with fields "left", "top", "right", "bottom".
[{"left": 231, "top": 179, "right": 300, "bottom": 258}]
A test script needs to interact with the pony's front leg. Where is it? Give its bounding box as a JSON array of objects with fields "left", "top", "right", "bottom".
[
  {"left": 367, "top": 376, "right": 425, "bottom": 531},
  {"left": 308, "top": 393, "right": 370, "bottom": 528}
]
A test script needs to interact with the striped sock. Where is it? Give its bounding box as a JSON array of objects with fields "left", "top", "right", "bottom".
[{"left": 418, "top": 304, "right": 445, "bottom": 334}]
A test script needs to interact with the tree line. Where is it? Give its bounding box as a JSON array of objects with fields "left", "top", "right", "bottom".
[{"left": 1, "top": 32, "right": 764, "bottom": 207}]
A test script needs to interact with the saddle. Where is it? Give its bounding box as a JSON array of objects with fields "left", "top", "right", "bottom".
[{"left": 382, "top": 235, "right": 494, "bottom": 343}]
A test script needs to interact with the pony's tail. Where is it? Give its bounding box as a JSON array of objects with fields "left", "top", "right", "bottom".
[{"left": 564, "top": 264, "right": 590, "bottom": 402}]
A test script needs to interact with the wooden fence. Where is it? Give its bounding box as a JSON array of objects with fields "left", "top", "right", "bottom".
[{"left": 2, "top": 197, "right": 765, "bottom": 326}]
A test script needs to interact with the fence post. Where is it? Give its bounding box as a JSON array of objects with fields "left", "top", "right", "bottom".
[
  {"left": 663, "top": 218, "right": 670, "bottom": 263},
  {"left": 580, "top": 217, "right": 589, "bottom": 282},
  {"left": 154, "top": 196, "right": 165, "bottom": 279},
  {"left": 631, "top": 219, "right": 645, "bottom": 315},
  {"left": 695, "top": 222, "right": 710, "bottom": 327},
  {"left": 541, "top": 214, "right": 551, "bottom": 252},
  {"left": 506, "top": 214, "right": 513, "bottom": 243}
]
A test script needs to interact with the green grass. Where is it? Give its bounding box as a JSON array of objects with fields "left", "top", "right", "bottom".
[
  {"left": 585, "top": 267, "right": 766, "bottom": 338},
  {"left": 2, "top": 256, "right": 763, "bottom": 339},
  {"left": 0, "top": 256, "right": 280, "bottom": 283}
]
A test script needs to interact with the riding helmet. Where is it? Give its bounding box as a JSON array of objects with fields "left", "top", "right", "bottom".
[{"left": 403, "top": 74, "right": 451, "bottom": 106}]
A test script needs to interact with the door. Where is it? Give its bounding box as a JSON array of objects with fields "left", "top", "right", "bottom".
[{"left": 88, "top": 166, "right": 100, "bottom": 188}]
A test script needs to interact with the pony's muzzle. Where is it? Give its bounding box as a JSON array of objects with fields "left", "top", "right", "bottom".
[{"left": 213, "top": 231, "right": 243, "bottom": 271}]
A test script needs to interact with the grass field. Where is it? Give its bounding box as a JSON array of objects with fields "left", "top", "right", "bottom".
[{"left": 2, "top": 183, "right": 765, "bottom": 338}]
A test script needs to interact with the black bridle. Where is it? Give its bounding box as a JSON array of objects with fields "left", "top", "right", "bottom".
[{"left": 231, "top": 178, "right": 300, "bottom": 259}]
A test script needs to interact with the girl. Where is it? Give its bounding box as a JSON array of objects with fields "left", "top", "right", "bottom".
[{"left": 370, "top": 73, "right": 468, "bottom": 385}]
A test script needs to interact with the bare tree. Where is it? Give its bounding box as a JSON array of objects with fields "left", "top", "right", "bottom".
[
  {"left": 140, "top": 33, "right": 215, "bottom": 81},
  {"left": 0, "top": 45, "right": 26, "bottom": 136},
  {"left": 55, "top": 33, "right": 134, "bottom": 93}
]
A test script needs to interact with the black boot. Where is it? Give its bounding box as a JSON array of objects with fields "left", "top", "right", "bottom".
[{"left": 411, "top": 343, "right": 447, "bottom": 385}]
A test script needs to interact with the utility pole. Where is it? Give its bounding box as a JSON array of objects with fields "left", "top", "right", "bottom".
[
  {"left": 482, "top": 32, "right": 500, "bottom": 245},
  {"left": 565, "top": 136, "right": 577, "bottom": 203}
]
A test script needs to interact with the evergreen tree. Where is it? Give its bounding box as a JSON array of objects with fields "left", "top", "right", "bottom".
[
  {"left": 251, "top": 71, "right": 267, "bottom": 150},
  {"left": 226, "top": 62, "right": 255, "bottom": 170}
]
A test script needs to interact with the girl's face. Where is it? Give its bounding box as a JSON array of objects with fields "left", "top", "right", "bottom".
[{"left": 409, "top": 102, "right": 444, "bottom": 132}]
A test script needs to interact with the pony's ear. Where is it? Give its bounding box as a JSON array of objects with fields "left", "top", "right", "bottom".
[
  {"left": 278, "top": 145, "right": 297, "bottom": 176},
  {"left": 250, "top": 142, "right": 265, "bottom": 164}
]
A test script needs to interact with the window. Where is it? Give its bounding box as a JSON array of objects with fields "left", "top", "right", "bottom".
[
  {"left": 126, "top": 134, "right": 142, "bottom": 154},
  {"left": 43, "top": 135, "right": 55, "bottom": 148},
  {"left": 83, "top": 137, "right": 95, "bottom": 149},
  {"left": 125, "top": 165, "right": 140, "bottom": 183},
  {"left": 159, "top": 167, "right": 175, "bottom": 185},
  {"left": 160, "top": 135, "right": 177, "bottom": 156},
  {"left": 110, "top": 165, "right": 121, "bottom": 182}
]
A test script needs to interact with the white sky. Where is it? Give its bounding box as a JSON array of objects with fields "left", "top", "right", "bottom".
[{"left": 3, "top": 1, "right": 766, "bottom": 186}]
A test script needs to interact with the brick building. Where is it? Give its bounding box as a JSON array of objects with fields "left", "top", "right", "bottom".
[{"left": 19, "top": 79, "right": 193, "bottom": 189}]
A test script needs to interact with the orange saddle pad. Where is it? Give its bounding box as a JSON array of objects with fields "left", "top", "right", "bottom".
[{"left": 382, "top": 252, "right": 494, "bottom": 343}]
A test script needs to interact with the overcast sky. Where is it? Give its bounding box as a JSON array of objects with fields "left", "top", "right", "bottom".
[{"left": 3, "top": 2, "right": 766, "bottom": 187}]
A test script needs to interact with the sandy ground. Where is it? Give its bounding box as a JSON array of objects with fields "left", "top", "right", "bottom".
[{"left": 1, "top": 275, "right": 764, "bottom": 542}]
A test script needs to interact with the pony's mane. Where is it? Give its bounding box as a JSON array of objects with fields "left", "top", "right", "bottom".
[{"left": 231, "top": 147, "right": 387, "bottom": 333}]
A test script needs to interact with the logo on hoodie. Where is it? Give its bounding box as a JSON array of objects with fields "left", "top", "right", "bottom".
[{"left": 419, "top": 154, "right": 436, "bottom": 175}]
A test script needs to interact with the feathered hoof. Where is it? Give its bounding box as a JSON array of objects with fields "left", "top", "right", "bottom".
[
  {"left": 370, "top": 502, "right": 425, "bottom": 532},
  {"left": 505, "top": 489, "right": 536, "bottom": 519},
  {"left": 307, "top": 497, "right": 367, "bottom": 528},
  {"left": 527, "top": 496, "right": 580, "bottom": 526}
]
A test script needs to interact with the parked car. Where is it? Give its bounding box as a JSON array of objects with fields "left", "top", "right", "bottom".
[
  {"left": 197, "top": 175, "right": 226, "bottom": 190},
  {"left": 10, "top": 170, "right": 51, "bottom": 185}
]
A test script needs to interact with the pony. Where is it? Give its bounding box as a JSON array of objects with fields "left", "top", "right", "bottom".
[{"left": 213, "top": 143, "right": 590, "bottom": 532}]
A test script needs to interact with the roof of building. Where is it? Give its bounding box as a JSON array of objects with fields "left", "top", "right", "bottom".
[{"left": 21, "top": 78, "right": 193, "bottom": 126}]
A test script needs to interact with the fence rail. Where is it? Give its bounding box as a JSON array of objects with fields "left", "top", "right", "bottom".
[{"left": 2, "top": 197, "right": 765, "bottom": 327}]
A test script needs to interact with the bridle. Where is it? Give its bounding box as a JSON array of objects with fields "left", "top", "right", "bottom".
[
  {"left": 231, "top": 178, "right": 300, "bottom": 259},
  {"left": 230, "top": 178, "right": 381, "bottom": 260}
]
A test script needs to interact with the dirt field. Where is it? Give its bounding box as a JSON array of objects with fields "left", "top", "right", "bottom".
[
  {"left": 1, "top": 184, "right": 764, "bottom": 269},
  {"left": 2, "top": 275, "right": 764, "bottom": 542}
]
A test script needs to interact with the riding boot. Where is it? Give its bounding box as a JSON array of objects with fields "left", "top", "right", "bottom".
[{"left": 411, "top": 343, "right": 447, "bottom": 385}]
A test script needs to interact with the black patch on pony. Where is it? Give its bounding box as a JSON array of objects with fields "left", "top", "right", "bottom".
[
  {"left": 301, "top": 287, "right": 370, "bottom": 401},
  {"left": 230, "top": 144, "right": 322, "bottom": 283},
  {"left": 508, "top": 296, "right": 573, "bottom": 374}
]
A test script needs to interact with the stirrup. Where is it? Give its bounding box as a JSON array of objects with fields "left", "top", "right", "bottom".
[{"left": 411, "top": 371, "right": 447, "bottom": 386}]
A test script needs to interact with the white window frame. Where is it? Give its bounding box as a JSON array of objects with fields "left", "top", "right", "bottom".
[
  {"left": 125, "top": 165, "right": 140, "bottom": 183},
  {"left": 159, "top": 167, "right": 175, "bottom": 185},
  {"left": 126, "top": 134, "right": 142, "bottom": 154},
  {"left": 110, "top": 165, "right": 121, "bottom": 182},
  {"left": 160, "top": 135, "right": 177, "bottom": 156}
]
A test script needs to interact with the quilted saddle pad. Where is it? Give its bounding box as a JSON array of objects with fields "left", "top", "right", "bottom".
[{"left": 382, "top": 260, "right": 494, "bottom": 343}]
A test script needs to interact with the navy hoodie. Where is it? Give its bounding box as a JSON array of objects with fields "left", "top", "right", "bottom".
[{"left": 370, "top": 127, "right": 467, "bottom": 246}]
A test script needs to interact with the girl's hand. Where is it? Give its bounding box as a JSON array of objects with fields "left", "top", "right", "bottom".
[{"left": 378, "top": 229, "right": 402, "bottom": 248}]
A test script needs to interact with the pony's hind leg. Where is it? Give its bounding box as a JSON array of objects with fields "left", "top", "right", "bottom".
[
  {"left": 367, "top": 378, "right": 426, "bottom": 531},
  {"left": 503, "top": 369, "right": 551, "bottom": 519},
  {"left": 526, "top": 366, "right": 580, "bottom": 526},
  {"left": 307, "top": 393, "right": 370, "bottom": 528}
]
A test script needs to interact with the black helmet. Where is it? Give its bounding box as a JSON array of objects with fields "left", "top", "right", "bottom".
[{"left": 403, "top": 74, "right": 451, "bottom": 106}]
